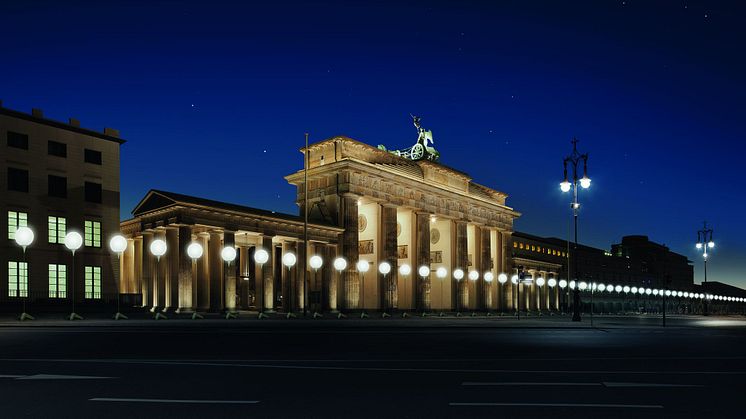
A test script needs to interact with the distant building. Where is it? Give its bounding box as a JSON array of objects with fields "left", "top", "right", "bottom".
[
  {"left": 611, "top": 235, "right": 693, "bottom": 290},
  {"left": 1, "top": 102, "right": 123, "bottom": 312}
]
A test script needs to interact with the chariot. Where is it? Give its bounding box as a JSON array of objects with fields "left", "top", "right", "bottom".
[{"left": 378, "top": 115, "right": 440, "bottom": 162}]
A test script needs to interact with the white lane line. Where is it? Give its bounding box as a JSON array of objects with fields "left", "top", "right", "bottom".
[
  {"left": 602, "top": 382, "right": 704, "bottom": 388},
  {"left": 449, "top": 402, "right": 663, "bottom": 409},
  {"left": 16, "top": 374, "right": 114, "bottom": 380},
  {"left": 463, "top": 382, "right": 601, "bottom": 386},
  {"left": 0, "top": 374, "right": 25, "bottom": 378},
  {"left": 89, "top": 398, "right": 259, "bottom": 404}
]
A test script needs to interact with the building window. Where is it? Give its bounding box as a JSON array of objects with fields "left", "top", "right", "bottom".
[
  {"left": 8, "top": 261, "right": 28, "bottom": 297},
  {"left": 48, "top": 140, "right": 67, "bottom": 157},
  {"left": 48, "top": 216, "right": 67, "bottom": 244},
  {"left": 84, "top": 149, "right": 102, "bottom": 165},
  {"left": 48, "top": 264, "right": 67, "bottom": 298},
  {"left": 7, "top": 167, "right": 29, "bottom": 192},
  {"left": 84, "top": 266, "right": 101, "bottom": 299},
  {"left": 8, "top": 211, "right": 28, "bottom": 240},
  {"left": 7, "top": 131, "right": 29, "bottom": 150},
  {"left": 84, "top": 182, "right": 102, "bottom": 203},
  {"left": 513, "top": 242, "right": 517, "bottom": 248},
  {"left": 48, "top": 175, "right": 67, "bottom": 198},
  {"left": 84, "top": 220, "right": 101, "bottom": 247}
]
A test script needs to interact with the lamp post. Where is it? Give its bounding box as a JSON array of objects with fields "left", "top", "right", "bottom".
[
  {"left": 560, "top": 137, "right": 591, "bottom": 322},
  {"left": 484, "top": 271, "right": 494, "bottom": 316},
  {"left": 14, "top": 226, "right": 35, "bottom": 321},
  {"left": 418, "top": 265, "right": 430, "bottom": 317},
  {"left": 498, "top": 273, "right": 508, "bottom": 315},
  {"left": 559, "top": 279, "right": 568, "bottom": 314},
  {"left": 149, "top": 238, "right": 167, "bottom": 319},
  {"left": 548, "top": 277, "right": 557, "bottom": 313},
  {"left": 468, "top": 270, "right": 479, "bottom": 317},
  {"left": 453, "top": 268, "right": 464, "bottom": 317},
  {"left": 536, "top": 276, "right": 545, "bottom": 316},
  {"left": 399, "top": 263, "right": 412, "bottom": 317},
  {"left": 282, "top": 252, "right": 297, "bottom": 318},
  {"left": 436, "top": 267, "right": 447, "bottom": 316},
  {"left": 109, "top": 234, "right": 128, "bottom": 320},
  {"left": 379, "top": 261, "right": 392, "bottom": 318},
  {"left": 512, "top": 274, "right": 520, "bottom": 317},
  {"left": 696, "top": 221, "right": 714, "bottom": 316},
  {"left": 221, "top": 245, "right": 237, "bottom": 319},
  {"left": 64, "top": 232, "right": 84, "bottom": 320},
  {"left": 187, "top": 242, "right": 205, "bottom": 319},
  {"left": 357, "top": 259, "right": 370, "bottom": 318},
  {"left": 333, "top": 257, "right": 347, "bottom": 318},
  {"left": 309, "top": 255, "right": 323, "bottom": 318}
]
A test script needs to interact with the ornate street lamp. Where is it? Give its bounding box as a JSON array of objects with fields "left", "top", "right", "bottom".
[
  {"left": 560, "top": 138, "right": 590, "bottom": 322},
  {"left": 696, "top": 221, "right": 715, "bottom": 316}
]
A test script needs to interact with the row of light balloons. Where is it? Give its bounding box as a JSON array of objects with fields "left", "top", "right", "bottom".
[{"left": 12, "top": 227, "right": 744, "bottom": 304}]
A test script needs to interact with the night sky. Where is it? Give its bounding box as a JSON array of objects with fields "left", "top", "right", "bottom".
[{"left": 2, "top": 1, "right": 745, "bottom": 287}]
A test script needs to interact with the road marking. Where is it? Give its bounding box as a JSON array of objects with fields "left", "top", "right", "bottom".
[
  {"left": 89, "top": 398, "right": 259, "bottom": 404},
  {"left": 449, "top": 402, "right": 663, "bottom": 409},
  {"left": 602, "top": 382, "right": 704, "bottom": 388},
  {"left": 0, "top": 374, "right": 25, "bottom": 378},
  {"left": 463, "top": 382, "right": 601, "bottom": 386},
  {"left": 16, "top": 374, "right": 114, "bottom": 380}
]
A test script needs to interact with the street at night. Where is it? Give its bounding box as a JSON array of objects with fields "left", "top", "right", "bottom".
[{"left": 1, "top": 315, "right": 745, "bottom": 418}]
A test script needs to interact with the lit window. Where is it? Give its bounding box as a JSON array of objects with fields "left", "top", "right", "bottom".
[
  {"left": 84, "top": 220, "right": 101, "bottom": 247},
  {"left": 8, "top": 211, "right": 28, "bottom": 240},
  {"left": 519, "top": 243, "right": 523, "bottom": 249},
  {"left": 84, "top": 266, "right": 101, "bottom": 299},
  {"left": 513, "top": 242, "right": 517, "bottom": 248},
  {"left": 48, "top": 216, "right": 66, "bottom": 244},
  {"left": 8, "top": 261, "right": 28, "bottom": 297},
  {"left": 48, "top": 264, "right": 67, "bottom": 298}
]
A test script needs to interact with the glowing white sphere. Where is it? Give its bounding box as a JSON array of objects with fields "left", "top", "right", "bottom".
[
  {"left": 548, "top": 278, "right": 557, "bottom": 288},
  {"left": 569, "top": 280, "right": 577, "bottom": 290},
  {"left": 653, "top": 289, "right": 659, "bottom": 296},
  {"left": 638, "top": 287, "right": 645, "bottom": 295},
  {"left": 708, "top": 241, "right": 715, "bottom": 248},
  {"left": 282, "top": 252, "right": 297, "bottom": 268},
  {"left": 560, "top": 180, "right": 571, "bottom": 193},
  {"left": 645, "top": 288, "right": 652, "bottom": 295},
  {"left": 418, "top": 265, "right": 430, "bottom": 277},
  {"left": 559, "top": 279, "right": 568, "bottom": 289},
  {"left": 378, "top": 261, "right": 391, "bottom": 275},
  {"left": 399, "top": 263, "right": 411, "bottom": 276},
  {"left": 14, "top": 226, "right": 34, "bottom": 248},
  {"left": 254, "top": 248, "right": 269, "bottom": 264},
  {"left": 221, "top": 246, "right": 237, "bottom": 263},
  {"left": 536, "top": 277, "right": 545, "bottom": 287},
  {"left": 598, "top": 284, "right": 606, "bottom": 292},
  {"left": 436, "top": 267, "right": 448, "bottom": 279},
  {"left": 606, "top": 285, "right": 614, "bottom": 293},
  {"left": 498, "top": 273, "right": 508, "bottom": 284},
  {"left": 615, "top": 285, "right": 622, "bottom": 293},
  {"left": 578, "top": 281, "right": 588, "bottom": 290},
  {"left": 631, "top": 286, "right": 638, "bottom": 294},
  {"left": 484, "top": 271, "right": 494, "bottom": 282},
  {"left": 187, "top": 242, "right": 204, "bottom": 260},
  {"left": 453, "top": 269, "right": 465, "bottom": 281},
  {"left": 683, "top": 292, "right": 689, "bottom": 298},
  {"left": 695, "top": 242, "right": 703, "bottom": 249},
  {"left": 356, "top": 259, "right": 369, "bottom": 273},
  {"left": 512, "top": 275, "right": 521, "bottom": 285},
  {"left": 468, "top": 270, "right": 479, "bottom": 281},
  {"left": 623, "top": 286, "right": 631, "bottom": 293},
  {"left": 579, "top": 176, "right": 591, "bottom": 189},
  {"left": 65, "top": 231, "right": 84, "bottom": 252},
  {"left": 309, "top": 255, "right": 323, "bottom": 270},
  {"left": 678, "top": 291, "right": 683, "bottom": 297},
  {"left": 109, "top": 234, "right": 127, "bottom": 254},
  {"left": 665, "top": 290, "right": 671, "bottom": 296},
  {"left": 333, "top": 257, "right": 347, "bottom": 271}
]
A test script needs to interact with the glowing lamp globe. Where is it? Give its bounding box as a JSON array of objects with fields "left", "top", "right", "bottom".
[
  {"left": 708, "top": 241, "right": 715, "bottom": 248},
  {"left": 579, "top": 176, "right": 591, "bottom": 189},
  {"left": 578, "top": 281, "right": 588, "bottom": 290},
  {"left": 631, "top": 286, "right": 638, "bottom": 294},
  {"left": 148, "top": 238, "right": 166, "bottom": 259},
  {"left": 638, "top": 287, "right": 645, "bottom": 295},
  {"left": 453, "top": 268, "right": 465, "bottom": 281},
  {"left": 109, "top": 234, "right": 127, "bottom": 254},
  {"left": 683, "top": 292, "right": 689, "bottom": 298},
  {"left": 645, "top": 288, "right": 652, "bottom": 295},
  {"left": 598, "top": 284, "right": 606, "bottom": 292},
  {"left": 14, "top": 226, "right": 34, "bottom": 249},
  {"left": 468, "top": 270, "right": 479, "bottom": 281},
  {"left": 569, "top": 280, "right": 576, "bottom": 289},
  {"left": 399, "top": 263, "right": 411, "bottom": 276},
  {"left": 559, "top": 279, "right": 568, "bottom": 289},
  {"left": 484, "top": 271, "right": 494, "bottom": 283},
  {"left": 309, "top": 255, "right": 323, "bottom": 270},
  {"left": 665, "top": 290, "right": 671, "bottom": 296},
  {"left": 512, "top": 275, "right": 521, "bottom": 285},
  {"left": 606, "top": 285, "right": 614, "bottom": 293},
  {"left": 378, "top": 261, "right": 391, "bottom": 275},
  {"left": 615, "top": 285, "right": 622, "bottom": 293},
  {"left": 333, "top": 257, "right": 347, "bottom": 272},
  {"left": 282, "top": 252, "right": 297, "bottom": 268},
  {"left": 548, "top": 278, "right": 557, "bottom": 288},
  {"left": 254, "top": 248, "right": 269, "bottom": 265},
  {"left": 418, "top": 265, "right": 430, "bottom": 278},
  {"left": 436, "top": 267, "right": 448, "bottom": 279},
  {"left": 498, "top": 273, "right": 508, "bottom": 284},
  {"left": 187, "top": 242, "right": 204, "bottom": 260},
  {"left": 623, "top": 286, "right": 630, "bottom": 293},
  {"left": 560, "top": 180, "right": 571, "bottom": 193},
  {"left": 695, "top": 243, "right": 703, "bottom": 249},
  {"left": 653, "top": 289, "right": 659, "bottom": 296},
  {"left": 356, "top": 260, "right": 369, "bottom": 273},
  {"left": 536, "top": 277, "right": 545, "bottom": 287},
  {"left": 221, "top": 246, "right": 237, "bottom": 263}
]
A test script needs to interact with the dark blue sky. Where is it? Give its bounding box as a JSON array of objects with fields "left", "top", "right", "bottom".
[{"left": 2, "top": 0, "right": 745, "bottom": 287}]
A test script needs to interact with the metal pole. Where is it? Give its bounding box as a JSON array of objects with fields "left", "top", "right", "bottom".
[{"left": 572, "top": 183, "right": 581, "bottom": 321}]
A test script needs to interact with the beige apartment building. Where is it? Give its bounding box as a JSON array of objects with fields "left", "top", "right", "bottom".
[{"left": 0, "top": 102, "right": 123, "bottom": 313}]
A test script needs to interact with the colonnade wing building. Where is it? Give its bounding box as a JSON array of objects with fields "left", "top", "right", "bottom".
[{"left": 120, "top": 136, "right": 524, "bottom": 313}]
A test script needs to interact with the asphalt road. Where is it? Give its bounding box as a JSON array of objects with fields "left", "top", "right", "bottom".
[{"left": 1, "top": 315, "right": 745, "bottom": 418}]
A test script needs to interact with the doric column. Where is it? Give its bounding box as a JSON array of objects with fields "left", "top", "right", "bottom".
[
  {"left": 480, "top": 227, "right": 491, "bottom": 310},
  {"left": 256, "top": 235, "right": 273, "bottom": 311},
  {"left": 415, "top": 212, "right": 431, "bottom": 311},
  {"left": 381, "top": 204, "right": 398, "bottom": 310},
  {"left": 177, "top": 226, "right": 193, "bottom": 312},
  {"left": 208, "top": 231, "right": 223, "bottom": 311},
  {"left": 196, "top": 233, "right": 210, "bottom": 311},
  {"left": 141, "top": 232, "right": 153, "bottom": 308},
  {"left": 553, "top": 273, "right": 560, "bottom": 310},
  {"left": 224, "top": 231, "right": 236, "bottom": 311},
  {"left": 165, "top": 228, "right": 178, "bottom": 311},
  {"left": 340, "top": 194, "right": 359, "bottom": 310},
  {"left": 455, "top": 221, "right": 468, "bottom": 309},
  {"left": 326, "top": 244, "right": 338, "bottom": 311},
  {"left": 297, "top": 240, "right": 307, "bottom": 312},
  {"left": 133, "top": 237, "right": 143, "bottom": 296},
  {"left": 239, "top": 246, "right": 251, "bottom": 310},
  {"left": 122, "top": 238, "right": 134, "bottom": 294}
]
